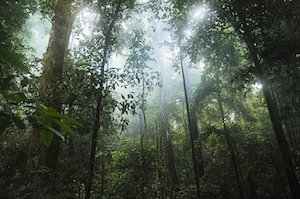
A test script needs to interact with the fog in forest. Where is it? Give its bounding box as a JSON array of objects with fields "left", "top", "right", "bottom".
[{"left": 1, "top": 0, "right": 300, "bottom": 198}]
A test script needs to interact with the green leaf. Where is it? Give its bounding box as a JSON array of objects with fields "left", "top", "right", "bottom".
[
  {"left": 39, "top": 130, "right": 54, "bottom": 147},
  {"left": 60, "top": 120, "right": 75, "bottom": 135},
  {"left": 37, "top": 104, "right": 61, "bottom": 119},
  {"left": 36, "top": 104, "right": 81, "bottom": 138},
  {"left": 43, "top": 125, "right": 65, "bottom": 141},
  {"left": 52, "top": 119, "right": 75, "bottom": 136}
]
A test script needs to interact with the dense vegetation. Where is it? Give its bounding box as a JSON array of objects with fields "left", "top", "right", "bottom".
[{"left": 0, "top": 0, "right": 299, "bottom": 198}]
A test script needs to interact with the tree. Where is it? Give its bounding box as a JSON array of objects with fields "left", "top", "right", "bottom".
[
  {"left": 84, "top": 1, "right": 125, "bottom": 198},
  {"left": 27, "top": 0, "right": 73, "bottom": 197}
]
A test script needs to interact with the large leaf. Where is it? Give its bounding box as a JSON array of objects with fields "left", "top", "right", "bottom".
[
  {"left": 57, "top": 120, "right": 75, "bottom": 136},
  {"left": 43, "top": 125, "right": 65, "bottom": 141},
  {"left": 34, "top": 104, "right": 83, "bottom": 144},
  {"left": 39, "top": 130, "right": 54, "bottom": 147},
  {"left": 37, "top": 104, "right": 61, "bottom": 119}
]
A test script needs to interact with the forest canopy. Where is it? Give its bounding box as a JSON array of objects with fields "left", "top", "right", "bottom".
[{"left": 0, "top": 0, "right": 300, "bottom": 198}]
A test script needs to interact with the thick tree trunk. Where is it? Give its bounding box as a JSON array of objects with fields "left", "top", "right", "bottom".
[
  {"left": 159, "top": 62, "right": 180, "bottom": 198},
  {"left": 235, "top": 1, "right": 300, "bottom": 198},
  {"left": 217, "top": 94, "right": 244, "bottom": 199},
  {"left": 161, "top": 117, "right": 180, "bottom": 199},
  {"left": 153, "top": 23, "right": 179, "bottom": 198},
  {"left": 27, "top": 0, "right": 73, "bottom": 198},
  {"left": 179, "top": 40, "right": 201, "bottom": 199}
]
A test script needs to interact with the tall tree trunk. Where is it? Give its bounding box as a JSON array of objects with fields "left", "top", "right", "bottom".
[
  {"left": 153, "top": 22, "right": 179, "bottom": 198},
  {"left": 27, "top": 0, "right": 73, "bottom": 197},
  {"left": 159, "top": 59, "right": 180, "bottom": 199},
  {"left": 217, "top": 94, "right": 244, "bottom": 199},
  {"left": 235, "top": 2, "right": 300, "bottom": 197},
  {"left": 179, "top": 39, "right": 201, "bottom": 199},
  {"left": 139, "top": 76, "right": 147, "bottom": 198},
  {"left": 156, "top": 119, "right": 166, "bottom": 199},
  {"left": 139, "top": 113, "right": 146, "bottom": 199},
  {"left": 85, "top": 1, "right": 123, "bottom": 198},
  {"left": 183, "top": 57, "right": 205, "bottom": 178}
]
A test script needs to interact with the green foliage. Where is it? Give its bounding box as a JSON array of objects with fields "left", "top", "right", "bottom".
[
  {"left": 39, "top": 129, "right": 54, "bottom": 147},
  {"left": 32, "top": 104, "right": 82, "bottom": 146},
  {"left": 1, "top": 0, "right": 300, "bottom": 198}
]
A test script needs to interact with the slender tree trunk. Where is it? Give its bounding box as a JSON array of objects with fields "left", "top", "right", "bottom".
[
  {"left": 235, "top": 2, "right": 300, "bottom": 197},
  {"left": 183, "top": 58, "right": 205, "bottom": 178},
  {"left": 139, "top": 113, "right": 146, "bottom": 199},
  {"left": 217, "top": 94, "right": 244, "bottom": 199},
  {"left": 158, "top": 120, "right": 165, "bottom": 198},
  {"left": 85, "top": 1, "right": 123, "bottom": 198},
  {"left": 158, "top": 122, "right": 165, "bottom": 199},
  {"left": 155, "top": 120, "right": 160, "bottom": 198},
  {"left": 179, "top": 39, "right": 201, "bottom": 199},
  {"left": 27, "top": 0, "right": 73, "bottom": 198},
  {"left": 139, "top": 76, "right": 147, "bottom": 198}
]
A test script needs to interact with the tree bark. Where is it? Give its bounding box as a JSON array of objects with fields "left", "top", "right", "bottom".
[{"left": 27, "top": 0, "right": 73, "bottom": 197}]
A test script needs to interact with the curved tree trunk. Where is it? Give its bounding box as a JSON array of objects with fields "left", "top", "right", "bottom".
[{"left": 27, "top": 0, "right": 73, "bottom": 198}]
